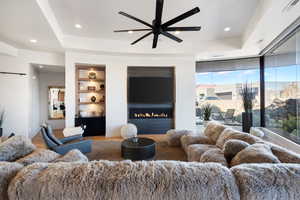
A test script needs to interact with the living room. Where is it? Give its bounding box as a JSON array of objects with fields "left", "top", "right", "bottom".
[{"left": 1, "top": 0, "right": 300, "bottom": 199}]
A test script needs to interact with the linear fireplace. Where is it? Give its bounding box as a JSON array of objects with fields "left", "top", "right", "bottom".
[
  {"left": 129, "top": 107, "right": 173, "bottom": 119},
  {"left": 128, "top": 67, "right": 175, "bottom": 134}
]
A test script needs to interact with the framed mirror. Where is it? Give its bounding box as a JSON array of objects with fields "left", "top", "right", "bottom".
[{"left": 48, "top": 86, "right": 65, "bottom": 120}]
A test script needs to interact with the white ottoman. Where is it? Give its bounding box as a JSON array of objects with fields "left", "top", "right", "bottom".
[{"left": 120, "top": 124, "right": 138, "bottom": 139}]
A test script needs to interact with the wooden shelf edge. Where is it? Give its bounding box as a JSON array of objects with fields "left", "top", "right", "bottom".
[
  {"left": 78, "top": 102, "right": 105, "bottom": 105},
  {"left": 78, "top": 90, "right": 105, "bottom": 93},
  {"left": 78, "top": 78, "right": 104, "bottom": 82}
]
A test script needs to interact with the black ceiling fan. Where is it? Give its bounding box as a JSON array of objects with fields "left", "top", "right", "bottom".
[{"left": 114, "top": 0, "right": 201, "bottom": 48}]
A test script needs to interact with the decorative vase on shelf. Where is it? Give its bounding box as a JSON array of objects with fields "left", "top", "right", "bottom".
[
  {"left": 87, "top": 86, "right": 96, "bottom": 91},
  {"left": 100, "top": 83, "right": 105, "bottom": 90},
  {"left": 88, "top": 72, "right": 97, "bottom": 80},
  {"left": 91, "top": 96, "right": 97, "bottom": 103}
]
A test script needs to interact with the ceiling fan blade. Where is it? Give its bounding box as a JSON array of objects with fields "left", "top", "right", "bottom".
[
  {"left": 114, "top": 29, "right": 152, "bottom": 33},
  {"left": 160, "top": 31, "right": 183, "bottom": 43},
  {"left": 119, "top": 11, "right": 153, "bottom": 28},
  {"left": 155, "top": 0, "right": 164, "bottom": 26},
  {"left": 165, "top": 26, "right": 201, "bottom": 32},
  {"left": 153, "top": 33, "right": 159, "bottom": 48},
  {"left": 162, "top": 7, "right": 200, "bottom": 28},
  {"left": 131, "top": 31, "right": 153, "bottom": 45}
]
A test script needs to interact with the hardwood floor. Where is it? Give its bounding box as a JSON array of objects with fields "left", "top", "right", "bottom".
[{"left": 32, "top": 129, "right": 167, "bottom": 149}]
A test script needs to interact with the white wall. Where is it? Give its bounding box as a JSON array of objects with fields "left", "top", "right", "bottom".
[
  {"left": 0, "top": 49, "right": 64, "bottom": 137},
  {"left": 39, "top": 71, "right": 65, "bottom": 130},
  {"left": 65, "top": 52, "right": 196, "bottom": 137},
  {"left": 28, "top": 66, "right": 40, "bottom": 138}
]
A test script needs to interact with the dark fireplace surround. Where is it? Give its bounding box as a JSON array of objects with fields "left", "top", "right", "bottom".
[{"left": 128, "top": 67, "right": 175, "bottom": 134}]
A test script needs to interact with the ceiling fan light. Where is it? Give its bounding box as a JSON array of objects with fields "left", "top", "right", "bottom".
[{"left": 175, "top": 31, "right": 180, "bottom": 35}]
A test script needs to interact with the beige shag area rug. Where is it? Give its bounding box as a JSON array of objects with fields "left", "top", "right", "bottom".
[{"left": 86, "top": 140, "right": 187, "bottom": 161}]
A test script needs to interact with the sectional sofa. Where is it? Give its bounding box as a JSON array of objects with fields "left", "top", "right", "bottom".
[
  {"left": 167, "top": 121, "right": 300, "bottom": 168},
  {"left": 1, "top": 126, "right": 300, "bottom": 200}
]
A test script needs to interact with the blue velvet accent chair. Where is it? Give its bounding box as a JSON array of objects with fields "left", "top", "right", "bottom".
[{"left": 40, "top": 124, "right": 92, "bottom": 155}]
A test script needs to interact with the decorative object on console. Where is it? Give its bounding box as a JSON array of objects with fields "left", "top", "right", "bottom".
[
  {"left": 88, "top": 86, "right": 96, "bottom": 91},
  {"left": 100, "top": 83, "right": 105, "bottom": 90},
  {"left": 120, "top": 123, "right": 138, "bottom": 139},
  {"left": 0, "top": 109, "right": 5, "bottom": 137},
  {"left": 90, "top": 96, "right": 97, "bottom": 103},
  {"left": 88, "top": 72, "right": 97, "bottom": 80},
  {"left": 240, "top": 83, "right": 255, "bottom": 133}
]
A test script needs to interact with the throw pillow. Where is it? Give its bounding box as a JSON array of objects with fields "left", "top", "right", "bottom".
[
  {"left": 223, "top": 139, "right": 250, "bottom": 162},
  {"left": 165, "top": 129, "right": 193, "bottom": 147},
  {"left": 269, "top": 143, "right": 300, "bottom": 164},
  {"left": 200, "top": 149, "right": 228, "bottom": 167},
  {"left": 54, "top": 149, "right": 88, "bottom": 163},
  {"left": 0, "top": 136, "right": 36, "bottom": 161},
  {"left": 216, "top": 128, "right": 261, "bottom": 149},
  {"left": 16, "top": 149, "right": 60, "bottom": 166},
  {"left": 180, "top": 134, "right": 214, "bottom": 153},
  {"left": 187, "top": 144, "right": 218, "bottom": 162},
  {"left": 203, "top": 121, "right": 227, "bottom": 143},
  {"left": 230, "top": 143, "right": 280, "bottom": 167}
]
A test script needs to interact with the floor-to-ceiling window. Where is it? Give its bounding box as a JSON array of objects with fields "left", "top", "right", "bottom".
[
  {"left": 265, "top": 27, "right": 300, "bottom": 143},
  {"left": 195, "top": 58, "right": 261, "bottom": 131}
]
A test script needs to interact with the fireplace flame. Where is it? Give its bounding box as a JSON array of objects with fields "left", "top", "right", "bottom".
[{"left": 134, "top": 112, "right": 168, "bottom": 118}]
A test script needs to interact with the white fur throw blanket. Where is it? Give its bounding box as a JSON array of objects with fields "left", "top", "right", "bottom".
[
  {"left": 231, "top": 163, "right": 300, "bottom": 200},
  {"left": 0, "top": 162, "right": 23, "bottom": 200},
  {"left": 8, "top": 161, "right": 240, "bottom": 200}
]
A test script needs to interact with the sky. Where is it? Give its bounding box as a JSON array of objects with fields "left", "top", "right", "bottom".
[{"left": 196, "top": 65, "right": 300, "bottom": 85}]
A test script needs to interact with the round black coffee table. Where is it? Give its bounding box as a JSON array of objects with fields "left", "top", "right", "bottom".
[{"left": 121, "top": 137, "right": 156, "bottom": 161}]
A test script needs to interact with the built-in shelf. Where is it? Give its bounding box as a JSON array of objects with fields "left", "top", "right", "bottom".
[
  {"left": 78, "top": 78, "right": 105, "bottom": 82},
  {"left": 76, "top": 65, "right": 106, "bottom": 136},
  {"left": 78, "top": 90, "right": 105, "bottom": 93},
  {"left": 78, "top": 101, "right": 105, "bottom": 105}
]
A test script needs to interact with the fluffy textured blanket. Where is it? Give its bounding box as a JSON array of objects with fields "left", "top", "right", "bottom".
[
  {"left": 231, "top": 164, "right": 300, "bottom": 200},
  {"left": 0, "top": 162, "right": 23, "bottom": 200},
  {"left": 8, "top": 161, "right": 240, "bottom": 200}
]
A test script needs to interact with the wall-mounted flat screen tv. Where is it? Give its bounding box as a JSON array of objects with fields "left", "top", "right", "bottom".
[{"left": 128, "top": 77, "right": 174, "bottom": 103}]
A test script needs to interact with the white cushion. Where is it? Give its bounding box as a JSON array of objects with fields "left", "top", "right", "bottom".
[{"left": 63, "top": 127, "right": 84, "bottom": 137}]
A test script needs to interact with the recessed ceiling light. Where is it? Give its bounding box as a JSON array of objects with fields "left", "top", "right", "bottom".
[
  {"left": 75, "top": 24, "right": 82, "bottom": 29},
  {"left": 175, "top": 31, "right": 180, "bottom": 35},
  {"left": 128, "top": 30, "right": 133, "bottom": 34},
  {"left": 29, "top": 39, "right": 37, "bottom": 43},
  {"left": 224, "top": 27, "right": 231, "bottom": 32},
  {"left": 39, "top": 65, "right": 44, "bottom": 69},
  {"left": 212, "top": 54, "right": 224, "bottom": 58},
  {"left": 257, "top": 39, "right": 264, "bottom": 44}
]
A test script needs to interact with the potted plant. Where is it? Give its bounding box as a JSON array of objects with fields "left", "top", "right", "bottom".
[
  {"left": 0, "top": 109, "right": 4, "bottom": 137},
  {"left": 202, "top": 104, "right": 212, "bottom": 127},
  {"left": 240, "top": 83, "right": 255, "bottom": 133}
]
